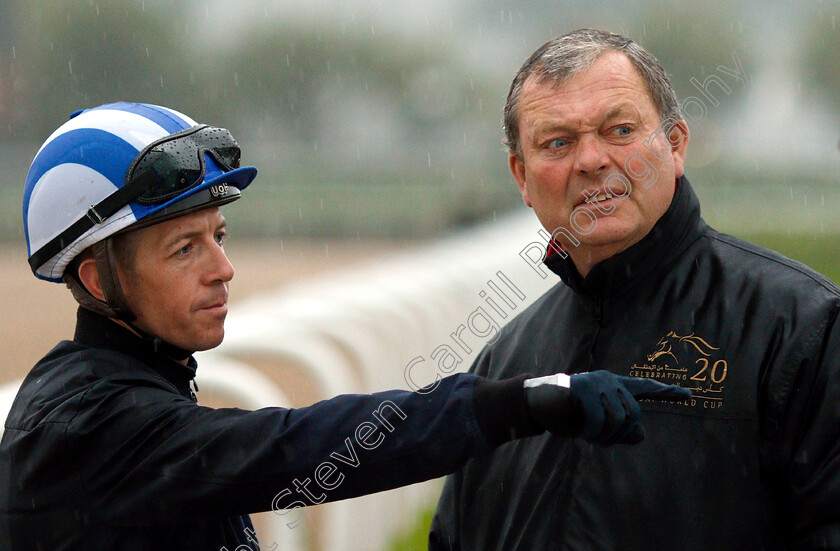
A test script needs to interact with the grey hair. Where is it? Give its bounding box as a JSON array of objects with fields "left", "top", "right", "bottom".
[{"left": 503, "top": 29, "right": 681, "bottom": 156}]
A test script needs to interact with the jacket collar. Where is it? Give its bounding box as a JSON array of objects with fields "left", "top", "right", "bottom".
[
  {"left": 73, "top": 306, "right": 197, "bottom": 390},
  {"left": 545, "top": 175, "right": 705, "bottom": 298}
]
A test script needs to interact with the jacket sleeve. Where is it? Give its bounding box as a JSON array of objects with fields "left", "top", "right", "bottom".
[
  {"left": 769, "top": 304, "right": 840, "bottom": 549},
  {"left": 69, "top": 371, "right": 500, "bottom": 525}
]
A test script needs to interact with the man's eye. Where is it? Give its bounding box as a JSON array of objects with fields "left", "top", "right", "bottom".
[
  {"left": 549, "top": 138, "right": 568, "bottom": 148},
  {"left": 176, "top": 244, "right": 192, "bottom": 256},
  {"left": 215, "top": 233, "right": 227, "bottom": 246},
  {"left": 614, "top": 126, "right": 632, "bottom": 136}
]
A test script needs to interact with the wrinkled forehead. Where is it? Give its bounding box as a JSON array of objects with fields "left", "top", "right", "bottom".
[
  {"left": 532, "top": 51, "right": 649, "bottom": 96},
  {"left": 520, "top": 53, "right": 656, "bottom": 122}
]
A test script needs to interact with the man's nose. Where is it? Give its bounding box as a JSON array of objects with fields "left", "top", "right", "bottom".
[
  {"left": 205, "top": 240, "right": 234, "bottom": 284},
  {"left": 573, "top": 134, "right": 610, "bottom": 175}
]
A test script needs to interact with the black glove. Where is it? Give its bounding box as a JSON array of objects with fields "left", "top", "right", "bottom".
[{"left": 524, "top": 371, "right": 692, "bottom": 446}]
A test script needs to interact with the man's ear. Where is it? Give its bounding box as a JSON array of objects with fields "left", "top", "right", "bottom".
[
  {"left": 509, "top": 153, "right": 532, "bottom": 207},
  {"left": 77, "top": 258, "right": 107, "bottom": 302},
  {"left": 667, "top": 119, "right": 690, "bottom": 179}
]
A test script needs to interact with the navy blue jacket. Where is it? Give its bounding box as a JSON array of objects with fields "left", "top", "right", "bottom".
[
  {"left": 0, "top": 307, "right": 534, "bottom": 550},
  {"left": 430, "top": 177, "right": 840, "bottom": 550}
]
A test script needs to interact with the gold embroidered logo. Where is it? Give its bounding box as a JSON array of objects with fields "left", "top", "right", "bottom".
[{"left": 631, "top": 331, "right": 727, "bottom": 409}]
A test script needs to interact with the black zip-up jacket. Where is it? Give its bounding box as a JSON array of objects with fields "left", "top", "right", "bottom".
[
  {"left": 0, "top": 307, "right": 536, "bottom": 550},
  {"left": 430, "top": 176, "right": 840, "bottom": 550}
]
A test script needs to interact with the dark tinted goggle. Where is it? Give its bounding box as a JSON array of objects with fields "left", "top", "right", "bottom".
[{"left": 126, "top": 124, "right": 242, "bottom": 205}]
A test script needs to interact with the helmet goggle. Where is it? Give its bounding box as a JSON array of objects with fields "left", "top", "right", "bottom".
[
  {"left": 28, "top": 124, "right": 244, "bottom": 274},
  {"left": 128, "top": 124, "right": 242, "bottom": 205}
]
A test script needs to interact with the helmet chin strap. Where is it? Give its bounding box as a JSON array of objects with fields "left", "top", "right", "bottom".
[{"left": 92, "top": 239, "right": 135, "bottom": 322}]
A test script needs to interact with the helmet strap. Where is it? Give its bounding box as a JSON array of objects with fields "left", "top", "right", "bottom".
[
  {"left": 92, "top": 239, "right": 136, "bottom": 322},
  {"left": 65, "top": 271, "right": 121, "bottom": 320}
]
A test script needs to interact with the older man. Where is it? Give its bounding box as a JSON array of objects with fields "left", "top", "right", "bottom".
[{"left": 430, "top": 29, "right": 840, "bottom": 550}]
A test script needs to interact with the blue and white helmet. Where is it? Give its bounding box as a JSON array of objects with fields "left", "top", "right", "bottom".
[{"left": 24, "top": 102, "right": 257, "bottom": 282}]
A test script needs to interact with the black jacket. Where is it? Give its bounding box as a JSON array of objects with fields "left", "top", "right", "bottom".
[
  {"left": 0, "top": 307, "right": 534, "bottom": 550},
  {"left": 430, "top": 176, "right": 840, "bottom": 550}
]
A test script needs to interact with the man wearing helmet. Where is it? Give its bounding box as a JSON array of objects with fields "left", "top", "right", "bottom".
[{"left": 0, "top": 102, "right": 688, "bottom": 550}]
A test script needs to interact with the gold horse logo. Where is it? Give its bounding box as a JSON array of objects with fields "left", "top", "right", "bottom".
[{"left": 647, "top": 331, "right": 720, "bottom": 364}]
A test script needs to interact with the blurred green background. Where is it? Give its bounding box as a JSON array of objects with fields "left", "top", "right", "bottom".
[
  {"left": 2, "top": 1, "right": 840, "bottom": 548},
  {"left": 2, "top": 0, "right": 839, "bottom": 242}
]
